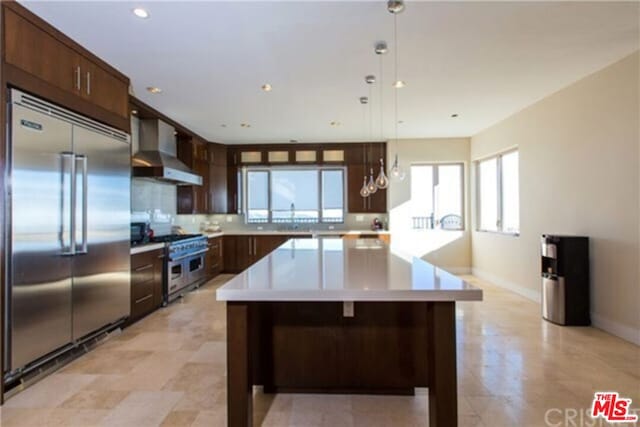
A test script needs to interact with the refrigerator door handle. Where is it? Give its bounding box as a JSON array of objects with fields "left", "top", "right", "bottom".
[
  {"left": 75, "top": 154, "right": 89, "bottom": 254},
  {"left": 61, "top": 152, "right": 76, "bottom": 256}
]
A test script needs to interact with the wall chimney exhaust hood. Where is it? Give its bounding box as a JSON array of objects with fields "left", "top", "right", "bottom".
[{"left": 132, "top": 119, "right": 203, "bottom": 186}]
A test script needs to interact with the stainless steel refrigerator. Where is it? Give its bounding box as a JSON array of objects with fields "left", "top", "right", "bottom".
[{"left": 4, "top": 89, "right": 131, "bottom": 377}]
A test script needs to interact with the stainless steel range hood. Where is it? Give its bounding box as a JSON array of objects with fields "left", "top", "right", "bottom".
[{"left": 132, "top": 119, "right": 203, "bottom": 186}]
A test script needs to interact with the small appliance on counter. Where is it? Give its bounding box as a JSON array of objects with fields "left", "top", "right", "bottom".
[
  {"left": 371, "top": 217, "right": 383, "bottom": 231},
  {"left": 202, "top": 221, "right": 221, "bottom": 233},
  {"left": 541, "top": 234, "right": 590, "bottom": 326},
  {"left": 131, "top": 222, "right": 153, "bottom": 245}
]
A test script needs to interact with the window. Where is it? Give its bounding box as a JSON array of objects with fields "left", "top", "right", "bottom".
[
  {"left": 476, "top": 149, "right": 519, "bottom": 234},
  {"left": 245, "top": 167, "right": 344, "bottom": 223},
  {"left": 410, "top": 163, "right": 464, "bottom": 230}
]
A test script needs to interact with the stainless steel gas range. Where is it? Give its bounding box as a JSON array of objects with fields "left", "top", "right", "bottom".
[{"left": 151, "top": 234, "right": 209, "bottom": 303}]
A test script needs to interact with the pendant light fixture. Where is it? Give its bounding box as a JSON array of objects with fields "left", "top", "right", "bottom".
[
  {"left": 360, "top": 176, "right": 371, "bottom": 198},
  {"left": 374, "top": 41, "right": 390, "bottom": 190},
  {"left": 360, "top": 77, "right": 374, "bottom": 198},
  {"left": 367, "top": 168, "right": 378, "bottom": 194},
  {"left": 388, "top": 0, "right": 406, "bottom": 181}
]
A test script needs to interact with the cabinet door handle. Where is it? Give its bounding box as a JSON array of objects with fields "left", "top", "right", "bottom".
[
  {"left": 86, "top": 71, "right": 91, "bottom": 95},
  {"left": 248, "top": 237, "right": 252, "bottom": 256},
  {"left": 134, "top": 264, "right": 153, "bottom": 272},
  {"left": 135, "top": 294, "right": 153, "bottom": 305},
  {"left": 253, "top": 237, "right": 257, "bottom": 256},
  {"left": 75, "top": 66, "right": 81, "bottom": 90}
]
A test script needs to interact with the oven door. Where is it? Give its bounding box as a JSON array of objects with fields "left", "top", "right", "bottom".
[
  {"left": 167, "top": 258, "right": 187, "bottom": 297},
  {"left": 187, "top": 252, "right": 207, "bottom": 285}
]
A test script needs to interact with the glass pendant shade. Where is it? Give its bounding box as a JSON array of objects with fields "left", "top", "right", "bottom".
[
  {"left": 390, "top": 153, "right": 406, "bottom": 181},
  {"left": 367, "top": 169, "right": 378, "bottom": 194},
  {"left": 360, "top": 176, "right": 370, "bottom": 198},
  {"left": 375, "top": 158, "right": 389, "bottom": 189}
]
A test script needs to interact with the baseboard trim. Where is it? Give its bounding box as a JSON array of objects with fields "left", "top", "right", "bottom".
[
  {"left": 471, "top": 268, "right": 640, "bottom": 345},
  {"left": 591, "top": 313, "right": 640, "bottom": 346},
  {"left": 471, "top": 268, "right": 541, "bottom": 303},
  {"left": 444, "top": 267, "right": 472, "bottom": 275}
]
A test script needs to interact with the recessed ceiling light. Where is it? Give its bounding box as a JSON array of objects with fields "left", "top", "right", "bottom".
[
  {"left": 330, "top": 121, "right": 341, "bottom": 127},
  {"left": 146, "top": 86, "right": 162, "bottom": 94},
  {"left": 359, "top": 97, "right": 368, "bottom": 105},
  {"left": 240, "top": 123, "right": 251, "bottom": 128},
  {"left": 289, "top": 139, "right": 299, "bottom": 143},
  {"left": 221, "top": 124, "right": 227, "bottom": 128},
  {"left": 451, "top": 113, "right": 459, "bottom": 118},
  {"left": 392, "top": 80, "right": 406, "bottom": 89},
  {"left": 398, "top": 120, "right": 404, "bottom": 124},
  {"left": 261, "top": 83, "right": 272, "bottom": 92},
  {"left": 132, "top": 8, "right": 149, "bottom": 19}
]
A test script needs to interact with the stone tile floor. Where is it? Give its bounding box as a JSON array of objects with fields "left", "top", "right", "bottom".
[{"left": 0, "top": 274, "right": 638, "bottom": 426}]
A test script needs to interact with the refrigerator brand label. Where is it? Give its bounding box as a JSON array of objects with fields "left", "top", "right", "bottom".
[{"left": 20, "top": 119, "right": 43, "bottom": 131}]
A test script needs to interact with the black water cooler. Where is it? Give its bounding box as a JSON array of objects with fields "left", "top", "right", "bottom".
[{"left": 541, "top": 235, "right": 590, "bottom": 326}]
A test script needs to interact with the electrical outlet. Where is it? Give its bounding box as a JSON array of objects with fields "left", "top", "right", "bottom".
[
  {"left": 226, "top": 216, "right": 233, "bottom": 223},
  {"left": 257, "top": 226, "right": 263, "bottom": 230},
  {"left": 356, "top": 215, "right": 364, "bottom": 222},
  {"left": 328, "top": 225, "right": 335, "bottom": 230},
  {"left": 343, "top": 301, "right": 354, "bottom": 317}
]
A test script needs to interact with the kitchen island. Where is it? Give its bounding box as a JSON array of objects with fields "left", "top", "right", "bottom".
[{"left": 216, "top": 238, "right": 482, "bottom": 427}]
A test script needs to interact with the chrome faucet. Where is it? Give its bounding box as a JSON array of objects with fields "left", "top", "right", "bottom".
[{"left": 290, "top": 203, "right": 298, "bottom": 229}]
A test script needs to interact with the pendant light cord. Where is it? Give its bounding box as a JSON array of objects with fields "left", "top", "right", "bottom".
[
  {"left": 393, "top": 13, "right": 399, "bottom": 152},
  {"left": 379, "top": 50, "right": 384, "bottom": 143}
]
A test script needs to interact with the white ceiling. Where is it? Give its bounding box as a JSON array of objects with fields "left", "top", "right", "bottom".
[{"left": 20, "top": 1, "right": 640, "bottom": 144}]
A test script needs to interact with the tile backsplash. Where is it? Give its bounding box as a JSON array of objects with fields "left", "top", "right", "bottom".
[
  {"left": 174, "top": 213, "right": 388, "bottom": 234},
  {"left": 132, "top": 178, "right": 177, "bottom": 235}
]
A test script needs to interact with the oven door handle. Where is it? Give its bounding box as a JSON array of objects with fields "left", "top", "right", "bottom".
[{"left": 170, "top": 248, "right": 209, "bottom": 262}]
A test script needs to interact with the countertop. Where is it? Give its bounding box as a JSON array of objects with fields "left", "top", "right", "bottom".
[
  {"left": 130, "top": 230, "right": 391, "bottom": 254},
  {"left": 130, "top": 242, "right": 165, "bottom": 255},
  {"left": 216, "top": 238, "right": 483, "bottom": 302},
  {"left": 204, "top": 230, "right": 389, "bottom": 237}
]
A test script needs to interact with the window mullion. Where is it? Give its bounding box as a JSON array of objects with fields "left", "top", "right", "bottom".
[
  {"left": 268, "top": 170, "right": 273, "bottom": 224},
  {"left": 318, "top": 169, "right": 323, "bottom": 223},
  {"left": 432, "top": 166, "right": 438, "bottom": 228},
  {"left": 497, "top": 156, "right": 503, "bottom": 232}
]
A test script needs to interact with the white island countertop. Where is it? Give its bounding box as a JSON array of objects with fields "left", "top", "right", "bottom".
[{"left": 216, "top": 238, "right": 483, "bottom": 302}]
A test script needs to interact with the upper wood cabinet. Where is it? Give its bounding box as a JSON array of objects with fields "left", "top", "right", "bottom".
[
  {"left": 2, "top": 3, "right": 130, "bottom": 132},
  {"left": 345, "top": 143, "right": 387, "bottom": 214},
  {"left": 208, "top": 143, "right": 228, "bottom": 214},
  {"left": 177, "top": 137, "right": 227, "bottom": 214}
]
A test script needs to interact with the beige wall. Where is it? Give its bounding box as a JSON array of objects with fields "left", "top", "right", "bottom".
[
  {"left": 470, "top": 52, "right": 640, "bottom": 344},
  {"left": 388, "top": 138, "right": 472, "bottom": 272}
]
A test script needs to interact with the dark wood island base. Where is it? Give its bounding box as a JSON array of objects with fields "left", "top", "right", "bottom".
[{"left": 226, "top": 301, "right": 458, "bottom": 427}]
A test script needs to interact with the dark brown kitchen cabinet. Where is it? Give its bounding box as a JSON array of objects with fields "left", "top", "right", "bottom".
[
  {"left": 206, "top": 236, "right": 224, "bottom": 279},
  {"left": 129, "top": 248, "right": 164, "bottom": 323},
  {"left": 2, "top": 3, "right": 130, "bottom": 131},
  {"left": 208, "top": 143, "right": 228, "bottom": 214},
  {"left": 346, "top": 143, "right": 387, "bottom": 214},
  {"left": 177, "top": 135, "right": 210, "bottom": 214},
  {"left": 223, "top": 234, "right": 292, "bottom": 273},
  {"left": 226, "top": 148, "right": 241, "bottom": 214}
]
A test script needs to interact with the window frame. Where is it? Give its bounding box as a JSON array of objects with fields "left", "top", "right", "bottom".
[
  {"left": 475, "top": 148, "right": 520, "bottom": 236},
  {"left": 409, "top": 162, "right": 465, "bottom": 231},
  {"left": 243, "top": 165, "right": 346, "bottom": 224}
]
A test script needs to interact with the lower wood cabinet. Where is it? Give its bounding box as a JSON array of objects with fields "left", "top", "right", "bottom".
[
  {"left": 206, "top": 236, "right": 224, "bottom": 279},
  {"left": 129, "top": 248, "right": 164, "bottom": 323},
  {"left": 223, "top": 234, "right": 293, "bottom": 274}
]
